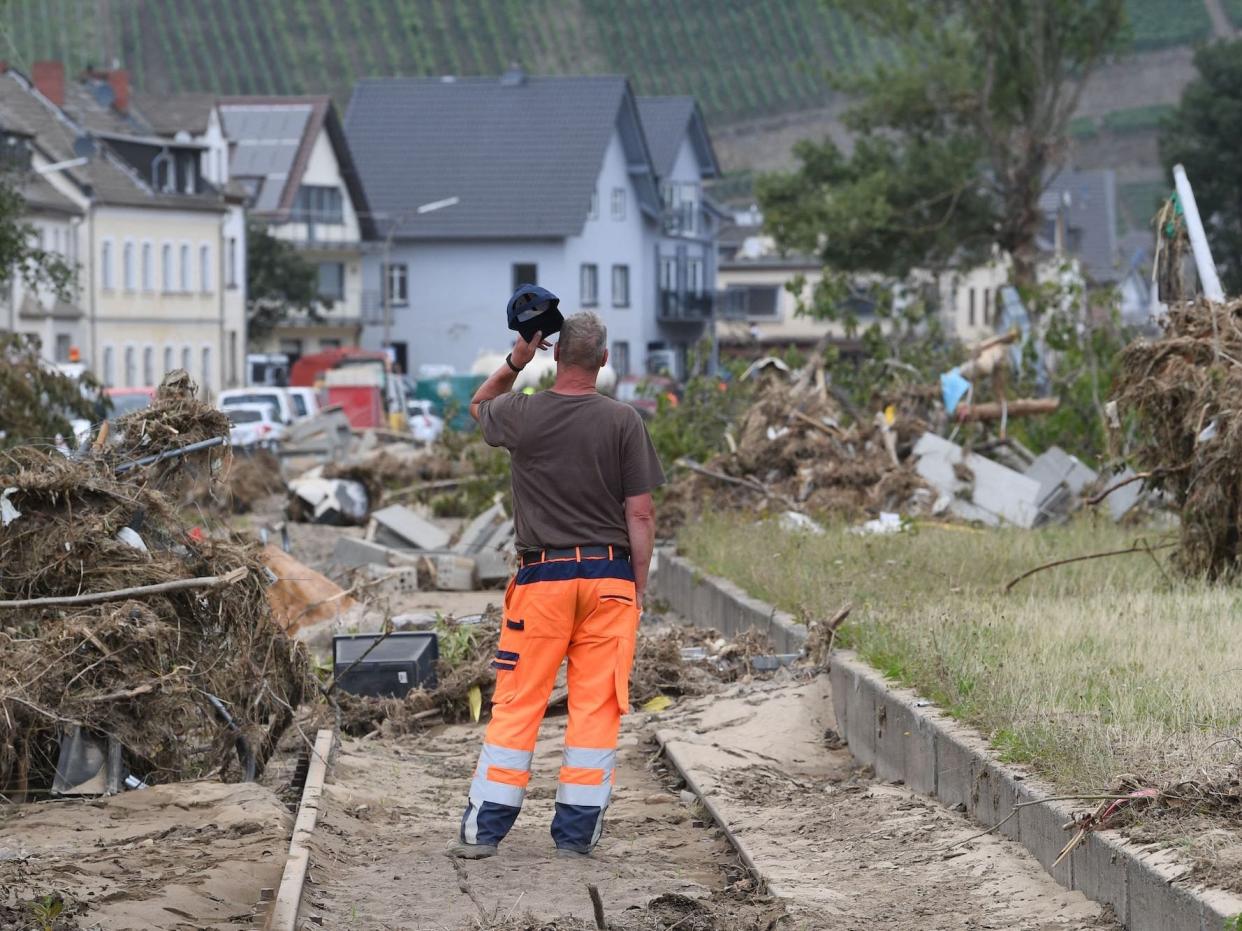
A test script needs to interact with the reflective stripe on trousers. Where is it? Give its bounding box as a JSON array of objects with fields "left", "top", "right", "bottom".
[
  {"left": 556, "top": 745, "right": 616, "bottom": 807},
  {"left": 469, "top": 742, "right": 533, "bottom": 808}
]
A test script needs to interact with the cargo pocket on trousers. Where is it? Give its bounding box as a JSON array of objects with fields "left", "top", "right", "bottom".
[{"left": 614, "top": 634, "right": 637, "bottom": 715}]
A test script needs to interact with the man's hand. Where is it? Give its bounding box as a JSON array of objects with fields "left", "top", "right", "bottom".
[{"left": 510, "top": 330, "right": 550, "bottom": 369}]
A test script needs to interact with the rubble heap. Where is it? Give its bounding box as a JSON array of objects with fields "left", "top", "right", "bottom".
[
  {"left": 1114, "top": 298, "right": 1242, "bottom": 577},
  {"left": 662, "top": 366, "right": 929, "bottom": 529},
  {"left": 0, "top": 373, "right": 311, "bottom": 795}
]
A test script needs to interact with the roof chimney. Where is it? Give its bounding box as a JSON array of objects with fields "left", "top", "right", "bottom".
[
  {"left": 500, "top": 63, "right": 526, "bottom": 87},
  {"left": 32, "top": 60, "right": 65, "bottom": 106},
  {"left": 108, "top": 68, "right": 129, "bottom": 113}
]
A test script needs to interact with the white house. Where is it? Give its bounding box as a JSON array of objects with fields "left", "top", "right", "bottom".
[
  {"left": 344, "top": 71, "right": 719, "bottom": 378},
  {"left": 0, "top": 62, "right": 244, "bottom": 395},
  {"left": 218, "top": 96, "right": 375, "bottom": 361}
]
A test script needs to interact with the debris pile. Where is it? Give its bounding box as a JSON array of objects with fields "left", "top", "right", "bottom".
[
  {"left": 0, "top": 373, "right": 311, "bottom": 796},
  {"left": 1114, "top": 298, "right": 1242, "bottom": 577},
  {"left": 662, "top": 366, "right": 930, "bottom": 529}
]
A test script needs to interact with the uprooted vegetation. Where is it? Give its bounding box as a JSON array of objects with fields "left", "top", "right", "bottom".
[
  {"left": 0, "top": 373, "right": 311, "bottom": 795},
  {"left": 1114, "top": 297, "right": 1242, "bottom": 578}
]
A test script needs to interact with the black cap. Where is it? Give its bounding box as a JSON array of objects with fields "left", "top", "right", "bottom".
[{"left": 506, "top": 284, "right": 563, "bottom": 342}]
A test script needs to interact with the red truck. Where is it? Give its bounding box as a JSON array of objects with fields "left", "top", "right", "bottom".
[{"left": 290, "top": 348, "right": 409, "bottom": 432}]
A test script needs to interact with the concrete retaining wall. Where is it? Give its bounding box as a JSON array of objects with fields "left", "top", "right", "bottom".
[{"left": 653, "top": 550, "right": 1242, "bottom": 931}]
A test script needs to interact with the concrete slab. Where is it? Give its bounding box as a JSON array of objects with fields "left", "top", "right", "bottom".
[
  {"left": 1072, "top": 831, "right": 1130, "bottom": 923},
  {"left": 357, "top": 564, "right": 421, "bottom": 598},
  {"left": 1126, "top": 847, "right": 1200, "bottom": 931},
  {"left": 453, "top": 503, "right": 506, "bottom": 554},
  {"left": 421, "top": 552, "right": 479, "bottom": 591},
  {"left": 914, "top": 433, "right": 1044, "bottom": 528},
  {"left": 1107, "top": 467, "right": 1144, "bottom": 521},
  {"left": 372, "top": 505, "right": 450, "bottom": 551},
  {"left": 332, "top": 537, "right": 420, "bottom": 569}
]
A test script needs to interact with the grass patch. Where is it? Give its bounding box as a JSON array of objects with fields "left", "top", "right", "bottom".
[
  {"left": 1101, "top": 103, "right": 1175, "bottom": 134},
  {"left": 679, "top": 514, "right": 1242, "bottom": 794}
]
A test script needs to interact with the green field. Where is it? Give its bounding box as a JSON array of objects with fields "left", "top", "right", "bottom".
[{"left": 0, "top": 0, "right": 1217, "bottom": 125}]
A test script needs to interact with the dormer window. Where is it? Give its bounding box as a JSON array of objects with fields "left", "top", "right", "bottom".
[{"left": 152, "top": 150, "right": 175, "bottom": 193}]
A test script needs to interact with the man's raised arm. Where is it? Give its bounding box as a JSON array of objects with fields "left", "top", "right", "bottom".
[{"left": 469, "top": 330, "right": 549, "bottom": 421}]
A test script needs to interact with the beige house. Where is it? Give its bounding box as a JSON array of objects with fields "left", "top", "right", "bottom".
[
  {"left": 0, "top": 62, "right": 245, "bottom": 396},
  {"left": 219, "top": 96, "right": 374, "bottom": 360}
]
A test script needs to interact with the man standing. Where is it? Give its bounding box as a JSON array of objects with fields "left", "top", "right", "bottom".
[{"left": 451, "top": 310, "right": 664, "bottom": 859}]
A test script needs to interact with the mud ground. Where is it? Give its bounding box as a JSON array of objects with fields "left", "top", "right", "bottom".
[{"left": 304, "top": 668, "right": 1121, "bottom": 930}]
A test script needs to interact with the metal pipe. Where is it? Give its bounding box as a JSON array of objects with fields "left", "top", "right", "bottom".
[
  {"left": 1173, "top": 164, "right": 1225, "bottom": 302},
  {"left": 205, "top": 692, "right": 257, "bottom": 782},
  {"left": 114, "top": 435, "right": 226, "bottom": 473}
]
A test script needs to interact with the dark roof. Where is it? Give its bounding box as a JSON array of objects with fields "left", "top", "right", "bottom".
[
  {"left": 0, "top": 70, "right": 224, "bottom": 213},
  {"left": 636, "top": 96, "right": 719, "bottom": 180},
  {"left": 131, "top": 92, "right": 217, "bottom": 136},
  {"left": 219, "top": 95, "right": 374, "bottom": 236},
  {"left": 1039, "top": 168, "right": 1119, "bottom": 282},
  {"left": 345, "top": 74, "right": 660, "bottom": 240},
  {"left": 20, "top": 174, "right": 83, "bottom": 215}
]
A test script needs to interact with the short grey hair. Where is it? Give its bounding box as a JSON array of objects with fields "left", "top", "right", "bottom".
[{"left": 558, "top": 311, "right": 608, "bottom": 369}]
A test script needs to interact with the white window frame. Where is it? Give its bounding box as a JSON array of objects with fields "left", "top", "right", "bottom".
[
  {"left": 611, "top": 264, "right": 630, "bottom": 308},
  {"left": 179, "top": 242, "right": 191, "bottom": 293},
  {"left": 580, "top": 263, "right": 598, "bottom": 307},
  {"left": 161, "top": 242, "right": 173, "bottom": 293},
  {"left": 611, "top": 187, "right": 626, "bottom": 221},
  {"left": 141, "top": 240, "right": 153, "bottom": 292},
  {"left": 163, "top": 344, "right": 174, "bottom": 376},
  {"left": 385, "top": 263, "right": 409, "bottom": 306},
  {"left": 199, "top": 243, "right": 212, "bottom": 293},
  {"left": 123, "top": 343, "right": 137, "bottom": 388},
  {"left": 142, "top": 343, "right": 154, "bottom": 386},
  {"left": 102, "top": 344, "right": 116, "bottom": 387},
  {"left": 181, "top": 344, "right": 192, "bottom": 373},
  {"left": 122, "top": 239, "right": 135, "bottom": 291},
  {"left": 100, "top": 238, "right": 114, "bottom": 290}
]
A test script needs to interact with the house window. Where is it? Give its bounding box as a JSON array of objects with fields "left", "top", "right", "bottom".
[
  {"left": 228, "top": 331, "right": 238, "bottom": 385},
  {"left": 162, "top": 243, "right": 173, "bottom": 292},
  {"left": 318, "top": 262, "right": 345, "bottom": 301},
  {"left": 611, "top": 340, "right": 630, "bottom": 377},
  {"left": 580, "top": 263, "right": 598, "bottom": 307},
  {"left": 512, "top": 263, "right": 537, "bottom": 291},
  {"left": 123, "top": 345, "right": 136, "bottom": 387},
  {"left": 181, "top": 345, "right": 192, "bottom": 373},
  {"left": 725, "top": 285, "right": 779, "bottom": 319},
  {"left": 983, "top": 288, "right": 992, "bottom": 325},
  {"left": 688, "top": 257, "right": 704, "bottom": 295},
  {"left": 384, "top": 263, "right": 408, "bottom": 305},
  {"left": 54, "top": 333, "right": 71, "bottom": 362},
  {"left": 102, "top": 345, "right": 115, "bottom": 386},
  {"left": 611, "top": 187, "right": 626, "bottom": 221},
  {"left": 227, "top": 236, "right": 238, "bottom": 287},
  {"left": 201, "top": 346, "right": 212, "bottom": 395},
  {"left": 142, "top": 345, "right": 154, "bottom": 385},
  {"left": 163, "top": 345, "right": 174, "bottom": 375},
  {"left": 122, "top": 240, "right": 135, "bottom": 290},
  {"left": 659, "top": 256, "right": 676, "bottom": 290},
  {"left": 588, "top": 189, "right": 599, "bottom": 221},
  {"left": 969, "top": 288, "right": 976, "bottom": 327},
  {"left": 292, "top": 185, "right": 344, "bottom": 224},
  {"left": 141, "top": 242, "right": 153, "bottom": 291},
  {"left": 179, "top": 243, "right": 191, "bottom": 292},
  {"left": 279, "top": 338, "right": 304, "bottom": 356},
  {"left": 100, "top": 239, "right": 114, "bottom": 290},
  {"left": 200, "top": 244, "right": 212, "bottom": 292},
  {"left": 611, "top": 264, "right": 629, "bottom": 307}
]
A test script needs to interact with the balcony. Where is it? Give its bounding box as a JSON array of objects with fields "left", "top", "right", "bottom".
[{"left": 658, "top": 289, "right": 713, "bottom": 322}]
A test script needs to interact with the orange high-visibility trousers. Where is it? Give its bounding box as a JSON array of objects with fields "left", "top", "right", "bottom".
[{"left": 459, "top": 550, "right": 638, "bottom": 853}]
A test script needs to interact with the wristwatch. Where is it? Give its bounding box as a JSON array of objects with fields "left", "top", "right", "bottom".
[{"left": 505, "top": 353, "right": 524, "bottom": 373}]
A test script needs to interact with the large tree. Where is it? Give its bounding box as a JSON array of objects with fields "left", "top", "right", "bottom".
[
  {"left": 246, "top": 222, "right": 323, "bottom": 339},
  {"left": 759, "top": 0, "right": 1126, "bottom": 292},
  {"left": 1161, "top": 39, "right": 1242, "bottom": 296}
]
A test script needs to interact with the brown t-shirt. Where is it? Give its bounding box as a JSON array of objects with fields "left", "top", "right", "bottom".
[{"left": 478, "top": 390, "right": 666, "bottom": 551}]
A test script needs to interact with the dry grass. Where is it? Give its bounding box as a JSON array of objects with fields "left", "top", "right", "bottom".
[{"left": 679, "top": 514, "right": 1242, "bottom": 795}]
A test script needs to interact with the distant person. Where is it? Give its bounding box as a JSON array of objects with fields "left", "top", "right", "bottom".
[{"left": 449, "top": 310, "right": 664, "bottom": 859}]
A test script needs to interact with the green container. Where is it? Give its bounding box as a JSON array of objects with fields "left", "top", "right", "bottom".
[{"left": 413, "top": 374, "right": 485, "bottom": 431}]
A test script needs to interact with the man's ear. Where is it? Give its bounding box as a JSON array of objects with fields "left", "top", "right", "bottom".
[
  {"left": 553, "top": 341, "right": 561, "bottom": 362},
  {"left": 601, "top": 347, "right": 609, "bottom": 368}
]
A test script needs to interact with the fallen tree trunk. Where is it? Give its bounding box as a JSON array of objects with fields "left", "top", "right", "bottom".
[{"left": 954, "top": 399, "right": 1059, "bottom": 422}]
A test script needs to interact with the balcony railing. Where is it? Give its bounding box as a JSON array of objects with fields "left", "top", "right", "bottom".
[{"left": 658, "top": 289, "right": 713, "bottom": 322}]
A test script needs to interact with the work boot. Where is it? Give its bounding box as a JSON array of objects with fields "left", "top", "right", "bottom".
[
  {"left": 446, "top": 842, "right": 498, "bottom": 859},
  {"left": 555, "top": 847, "right": 592, "bottom": 859}
]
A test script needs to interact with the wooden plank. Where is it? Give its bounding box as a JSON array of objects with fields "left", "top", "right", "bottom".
[{"left": 264, "top": 728, "right": 335, "bottom": 931}]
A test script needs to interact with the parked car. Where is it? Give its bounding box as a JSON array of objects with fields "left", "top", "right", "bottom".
[
  {"left": 105, "top": 386, "right": 157, "bottom": 417},
  {"left": 286, "top": 387, "right": 320, "bottom": 421},
  {"left": 218, "top": 388, "right": 295, "bottom": 426},
  {"left": 407, "top": 399, "right": 445, "bottom": 445},
  {"left": 615, "top": 375, "right": 680, "bottom": 419},
  {"left": 226, "top": 403, "right": 285, "bottom": 450}
]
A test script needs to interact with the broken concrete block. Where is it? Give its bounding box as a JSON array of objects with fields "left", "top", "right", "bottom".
[
  {"left": 287, "top": 477, "right": 370, "bottom": 526},
  {"left": 332, "top": 536, "right": 421, "bottom": 569},
  {"left": 357, "top": 564, "right": 421, "bottom": 598},
  {"left": 1107, "top": 467, "right": 1144, "bottom": 521},
  {"left": 454, "top": 503, "right": 507, "bottom": 554},
  {"left": 420, "top": 552, "right": 479, "bottom": 591},
  {"left": 281, "top": 408, "right": 354, "bottom": 460},
  {"left": 372, "top": 504, "right": 450, "bottom": 551},
  {"left": 913, "top": 433, "right": 1043, "bottom": 528},
  {"left": 1026, "top": 446, "right": 1099, "bottom": 517}
]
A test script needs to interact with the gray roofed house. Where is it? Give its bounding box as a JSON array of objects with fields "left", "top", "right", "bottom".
[
  {"left": 344, "top": 70, "right": 720, "bottom": 379},
  {"left": 1038, "top": 168, "right": 1120, "bottom": 283},
  {"left": 636, "top": 96, "right": 720, "bottom": 181}
]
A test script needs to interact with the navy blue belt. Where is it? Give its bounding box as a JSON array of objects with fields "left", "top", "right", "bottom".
[{"left": 519, "top": 545, "right": 630, "bottom": 567}]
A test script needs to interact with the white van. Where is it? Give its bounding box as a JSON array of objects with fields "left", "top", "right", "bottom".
[
  {"left": 217, "top": 387, "right": 295, "bottom": 426},
  {"left": 285, "top": 387, "right": 320, "bottom": 421}
]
